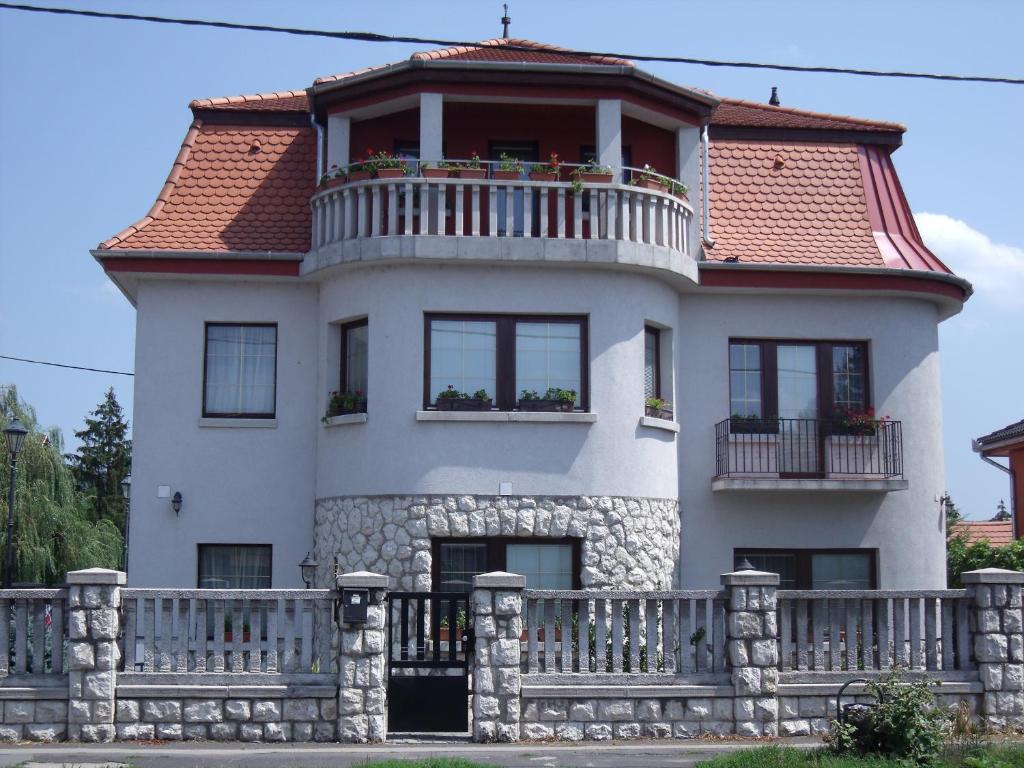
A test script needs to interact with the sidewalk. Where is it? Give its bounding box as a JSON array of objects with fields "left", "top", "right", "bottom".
[{"left": 0, "top": 737, "right": 823, "bottom": 768}]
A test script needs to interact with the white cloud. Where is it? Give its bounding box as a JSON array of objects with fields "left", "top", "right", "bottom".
[{"left": 915, "top": 213, "right": 1024, "bottom": 313}]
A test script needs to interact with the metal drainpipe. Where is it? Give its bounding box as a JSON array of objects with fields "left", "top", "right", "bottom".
[
  {"left": 973, "top": 439, "right": 1016, "bottom": 538},
  {"left": 702, "top": 124, "right": 715, "bottom": 250},
  {"left": 312, "top": 114, "right": 324, "bottom": 180}
]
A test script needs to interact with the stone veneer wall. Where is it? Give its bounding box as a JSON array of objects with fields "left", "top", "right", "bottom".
[
  {"left": 112, "top": 693, "right": 336, "bottom": 742},
  {"left": 314, "top": 495, "right": 680, "bottom": 590},
  {"left": 0, "top": 697, "right": 68, "bottom": 742}
]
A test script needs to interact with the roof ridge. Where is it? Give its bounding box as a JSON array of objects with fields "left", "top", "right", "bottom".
[
  {"left": 190, "top": 89, "right": 308, "bottom": 110},
  {"left": 408, "top": 37, "right": 634, "bottom": 67},
  {"left": 98, "top": 119, "right": 203, "bottom": 249},
  {"left": 718, "top": 97, "right": 905, "bottom": 132}
]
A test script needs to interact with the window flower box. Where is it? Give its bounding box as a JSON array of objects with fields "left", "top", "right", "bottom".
[
  {"left": 375, "top": 167, "right": 405, "bottom": 179},
  {"left": 635, "top": 177, "right": 668, "bottom": 191},
  {"left": 579, "top": 172, "right": 614, "bottom": 184},
  {"left": 421, "top": 164, "right": 450, "bottom": 179},
  {"left": 493, "top": 170, "right": 520, "bottom": 181},
  {"left": 324, "top": 390, "right": 366, "bottom": 421},
  {"left": 435, "top": 397, "right": 492, "bottom": 411},
  {"left": 729, "top": 416, "right": 779, "bottom": 435},
  {"left": 528, "top": 171, "right": 557, "bottom": 182},
  {"left": 519, "top": 399, "right": 575, "bottom": 413},
  {"left": 455, "top": 168, "right": 487, "bottom": 180},
  {"left": 347, "top": 170, "right": 370, "bottom": 182},
  {"left": 320, "top": 176, "right": 346, "bottom": 190},
  {"left": 645, "top": 405, "right": 673, "bottom": 420}
]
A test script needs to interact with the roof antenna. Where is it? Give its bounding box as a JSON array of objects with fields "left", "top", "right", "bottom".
[
  {"left": 769, "top": 86, "right": 781, "bottom": 106},
  {"left": 501, "top": 4, "right": 511, "bottom": 39}
]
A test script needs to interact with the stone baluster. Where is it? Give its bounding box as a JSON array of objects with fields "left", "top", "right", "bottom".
[
  {"left": 471, "top": 571, "right": 525, "bottom": 742},
  {"left": 336, "top": 571, "right": 388, "bottom": 743},
  {"left": 722, "top": 568, "right": 779, "bottom": 737},
  {"left": 963, "top": 568, "right": 1024, "bottom": 730},
  {"left": 66, "top": 568, "right": 125, "bottom": 742}
]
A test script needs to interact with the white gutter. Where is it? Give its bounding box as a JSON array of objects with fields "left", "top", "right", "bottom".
[{"left": 312, "top": 114, "right": 324, "bottom": 179}]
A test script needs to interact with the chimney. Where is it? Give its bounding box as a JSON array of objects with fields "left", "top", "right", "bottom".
[{"left": 769, "top": 87, "right": 780, "bottom": 106}]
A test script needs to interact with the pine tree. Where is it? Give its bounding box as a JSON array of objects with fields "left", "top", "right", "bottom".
[
  {"left": 68, "top": 388, "right": 132, "bottom": 531},
  {"left": 1, "top": 385, "right": 121, "bottom": 585},
  {"left": 942, "top": 493, "right": 962, "bottom": 529},
  {"left": 994, "top": 499, "right": 1011, "bottom": 522}
]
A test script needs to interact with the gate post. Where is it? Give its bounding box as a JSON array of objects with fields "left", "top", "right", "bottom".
[
  {"left": 471, "top": 571, "right": 525, "bottom": 743},
  {"left": 722, "top": 567, "right": 780, "bottom": 737},
  {"left": 962, "top": 568, "right": 1024, "bottom": 730},
  {"left": 66, "top": 567, "right": 125, "bottom": 743},
  {"left": 337, "top": 571, "right": 389, "bottom": 743}
]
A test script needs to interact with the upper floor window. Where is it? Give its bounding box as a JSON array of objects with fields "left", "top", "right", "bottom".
[
  {"left": 341, "top": 319, "right": 368, "bottom": 398},
  {"left": 728, "top": 340, "right": 868, "bottom": 421},
  {"left": 425, "top": 314, "right": 587, "bottom": 411},
  {"left": 644, "top": 326, "right": 661, "bottom": 400},
  {"left": 203, "top": 324, "right": 277, "bottom": 418}
]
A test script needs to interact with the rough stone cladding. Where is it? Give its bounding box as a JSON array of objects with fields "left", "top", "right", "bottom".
[
  {"left": 313, "top": 495, "right": 680, "bottom": 590},
  {"left": 112, "top": 695, "right": 337, "bottom": 742},
  {"left": 0, "top": 700, "right": 68, "bottom": 742},
  {"left": 778, "top": 693, "right": 980, "bottom": 737}
]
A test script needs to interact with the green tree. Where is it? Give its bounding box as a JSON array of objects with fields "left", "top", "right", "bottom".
[
  {"left": 994, "top": 499, "right": 1011, "bottom": 521},
  {"left": 941, "top": 492, "right": 962, "bottom": 530},
  {"left": 1, "top": 385, "right": 122, "bottom": 585},
  {"left": 68, "top": 388, "right": 131, "bottom": 531},
  {"left": 947, "top": 536, "right": 1024, "bottom": 587}
]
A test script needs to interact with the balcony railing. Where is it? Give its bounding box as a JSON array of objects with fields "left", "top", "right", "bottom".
[
  {"left": 310, "top": 162, "right": 692, "bottom": 259},
  {"left": 714, "top": 418, "right": 904, "bottom": 479}
]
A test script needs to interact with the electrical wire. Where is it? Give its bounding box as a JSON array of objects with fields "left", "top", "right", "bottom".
[
  {"left": 0, "top": 355, "right": 133, "bottom": 376},
  {"left": 0, "top": 2, "right": 1021, "bottom": 86}
]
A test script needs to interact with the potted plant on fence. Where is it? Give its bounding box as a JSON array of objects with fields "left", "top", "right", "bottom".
[
  {"left": 631, "top": 164, "right": 669, "bottom": 192},
  {"left": 323, "top": 390, "right": 366, "bottom": 421},
  {"left": 318, "top": 164, "right": 346, "bottom": 190},
  {"left": 832, "top": 407, "right": 888, "bottom": 437},
  {"left": 420, "top": 160, "right": 450, "bottom": 180},
  {"left": 435, "top": 385, "right": 492, "bottom": 411},
  {"left": 494, "top": 152, "right": 524, "bottom": 181},
  {"left": 645, "top": 397, "right": 673, "bottom": 420},
  {"left": 366, "top": 149, "right": 407, "bottom": 179},
  {"left": 345, "top": 158, "right": 370, "bottom": 183},
  {"left": 573, "top": 160, "right": 614, "bottom": 185},
  {"left": 669, "top": 180, "right": 689, "bottom": 200},
  {"left": 450, "top": 152, "right": 486, "bottom": 179},
  {"left": 529, "top": 152, "right": 561, "bottom": 182},
  {"left": 518, "top": 387, "right": 577, "bottom": 412}
]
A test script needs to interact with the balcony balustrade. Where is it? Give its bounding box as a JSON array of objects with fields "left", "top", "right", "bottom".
[
  {"left": 713, "top": 417, "right": 905, "bottom": 490},
  {"left": 308, "top": 161, "right": 694, "bottom": 273}
]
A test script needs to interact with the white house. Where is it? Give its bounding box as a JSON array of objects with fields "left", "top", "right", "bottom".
[{"left": 95, "top": 38, "right": 970, "bottom": 593}]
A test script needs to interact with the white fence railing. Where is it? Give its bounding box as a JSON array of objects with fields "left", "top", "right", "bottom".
[
  {"left": 522, "top": 590, "right": 726, "bottom": 675},
  {"left": 311, "top": 177, "right": 692, "bottom": 256},
  {"left": 776, "top": 590, "right": 974, "bottom": 673},
  {"left": 0, "top": 589, "right": 66, "bottom": 676},
  {"left": 120, "top": 589, "right": 336, "bottom": 676}
]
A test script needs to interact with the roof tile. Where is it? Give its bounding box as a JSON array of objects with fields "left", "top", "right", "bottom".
[{"left": 949, "top": 521, "right": 1015, "bottom": 546}]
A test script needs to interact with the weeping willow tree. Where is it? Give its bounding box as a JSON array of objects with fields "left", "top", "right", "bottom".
[{"left": 0, "top": 386, "right": 122, "bottom": 585}]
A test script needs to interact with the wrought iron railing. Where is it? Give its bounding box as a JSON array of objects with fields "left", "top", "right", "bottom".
[{"left": 714, "top": 417, "right": 903, "bottom": 479}]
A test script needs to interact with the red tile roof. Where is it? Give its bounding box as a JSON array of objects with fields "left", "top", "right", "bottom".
[
  {"left": 409, "top": 38, "right": 634, "bottom": 67},
  {"left": 713, "top": 99, "right": 904, "bottom": 133},
  {"left": 99, "top": 122, "right": 314, "bottom": 252},
  {"left": 949, "top": 521, "right": 1014, "bottom": 546},
  {"left": 190, "top": 90, "right": 309, "bottom": 112}
]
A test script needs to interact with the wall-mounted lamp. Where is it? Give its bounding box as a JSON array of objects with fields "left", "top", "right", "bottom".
[
  {"left": 171, "top": 491, "right": 183, "bottom": 515},
  {"left": 299, "top": 551, "right": 318, "bottom": 589}
]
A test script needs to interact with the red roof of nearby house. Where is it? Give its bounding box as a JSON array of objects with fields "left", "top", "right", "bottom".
[
  {"left": 949, "top": 521, "right": 1014, "bottom": 546},
  {"left": 408, "top": 38, "right": 634, "bottom": 67},
  {"left": 976, "top": 419, "right": 1024, "bottom": 449},
  {"left": 712, "top": 99, "right": 904, "bottom": 133}
]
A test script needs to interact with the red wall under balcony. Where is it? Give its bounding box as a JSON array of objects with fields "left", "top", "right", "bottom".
[{"left": 344, "top": 103, "right": 678, "bottom": 172}]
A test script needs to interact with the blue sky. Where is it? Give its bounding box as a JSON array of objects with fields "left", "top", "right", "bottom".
[{"left": 0, "top": 1, "right": 1021, "bottom": 519}]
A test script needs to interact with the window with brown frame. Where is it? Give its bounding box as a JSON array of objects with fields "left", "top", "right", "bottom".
[
  {"left": 728, "top": 340, "right": 869, "bottom": 423},
  {"left": 340, "top": 319, "right": 368, "bottom": 399},
  {"left": 197, "top": 544, "right": 272, "bottom": 589},
  {"left": 432, "top": 538, "right": 582, "bottom": 593},
  {"left": 424, "top": 314, "right": 588, "bottom": 411},
  {"left": 202, "top": 323, "right": 277, "bottom": 418},
  {"left": 734, "top": 548, "right": 877, "bottom": 590},
  {"left": 645, "top": 326, "right": 661, "bottom": 400}
]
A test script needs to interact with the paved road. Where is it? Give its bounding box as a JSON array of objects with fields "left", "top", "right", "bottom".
[{"left": 0, "top": 737, "right": 821, "bottom": 768}]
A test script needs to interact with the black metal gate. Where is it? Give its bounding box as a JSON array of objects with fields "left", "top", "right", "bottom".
[{"left": 387, "top": 591, "right": 472, "bottom": 732}]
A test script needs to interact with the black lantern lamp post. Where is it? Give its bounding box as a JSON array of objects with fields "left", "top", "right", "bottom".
[
  {"left": 4, "top": 418, "right": 28, "bottom": 589},
  {"left": 120, "top": 473, "right": 132, "bottom": 573},
  {"left": 299, "top": 552, "right": 318, "bottom": 589}
]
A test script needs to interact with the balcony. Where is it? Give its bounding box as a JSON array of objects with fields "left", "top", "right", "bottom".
[
  {"left": 305, "top": 162, "right": 695, "bottom": 280},
  {"left": 712, "top": 417, "right": 908, "bottom": 492}
]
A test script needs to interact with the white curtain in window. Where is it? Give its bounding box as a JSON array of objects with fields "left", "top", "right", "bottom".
[
  {"left": 506, "top": 544, "right": 573, "bottom": 589},
  {"left": 205, "top": 325, "right": 276, "bottom": 415},
  {"left": 198, "top": 545, "right": 272, "bottom": 589}
]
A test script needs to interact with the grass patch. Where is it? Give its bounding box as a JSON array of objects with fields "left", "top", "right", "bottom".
[
  {"left": 350, "top": 759, "right": 494, "bottom": 768},
  {"left": 695, "top": 744, "right": 1024, "bottom": 768}
]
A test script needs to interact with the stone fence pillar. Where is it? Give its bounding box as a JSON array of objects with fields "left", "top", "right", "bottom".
[
  {"left": 471, "top": 571, "right": 524, "bottom": 743},
  {"left": 336, "top": 571, "right": 388, "bottom": 743},
  {"left": 722, "top": 568, "right": 779, "bottom": 737},
  {"left": 66, "top": 567, "right": 125, "bottom": 743},
  {"left": 963, "top": 567, "right": 1024, "bottom": 730}
]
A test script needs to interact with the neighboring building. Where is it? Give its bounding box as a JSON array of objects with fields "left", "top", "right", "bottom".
[
  {"left": 949, "top": 520, "right": 1014, "bottom": 546},
  {"left": 95, "top": 38, "right": 971, "bottom": 592},
  {"left": 974, "top": 419, "right": 1024, "bottom": 538}
]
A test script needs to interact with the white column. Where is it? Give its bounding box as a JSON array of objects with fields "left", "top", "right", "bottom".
[
  {"left": 326, "top": 114, "right": 351, "bottom": 171},
  {"left": 677, "top": 124, "right": 701, "bottom": 256},
  {"left": 419, "top": 93, "right": 444, "bottom": 162},
  {"left": 596, "top": 99, "right": 622, "bottom": 173}
]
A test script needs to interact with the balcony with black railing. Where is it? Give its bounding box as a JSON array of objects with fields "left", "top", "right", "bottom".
[{"left": 712, "top": 417, "right": 908, "bottom": 492}]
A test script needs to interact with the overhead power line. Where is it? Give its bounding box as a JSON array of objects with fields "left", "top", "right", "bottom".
[
  {"left": 1, "top": 3, "right": 1022, "bottom": 86},
  {"left": 0, "top": 355, "right": 134, "bottom": 377}
]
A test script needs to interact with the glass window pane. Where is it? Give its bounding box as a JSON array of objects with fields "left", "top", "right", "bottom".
[
  {"left": 205, "top": 325, "right": 276, "bottom": 416},
  {"left": 729, "top": 343, "right": 762, "bottom": 418},
  {"left": 515, "top": 322, "right": 581, "bottom": 402},
  {"left": 735, "top": 552, "right": 797, "bottom": 589},
  {"left": 198, "top": 545, "right": 272, "bottom": 589},
  {"left": 777, "top": 345, "right": 817, "bottom": 420},
  {"left": 832, "top": 345, "right": 866, "bottom": 413},
  {"left": 507, "top": 544, "right": 573, "bottom": 589},
  {"left": 645, "top": 328, "right": 659, "bottom": 399},
  {"left": 344, "top": 323, "right": 368, "bottom": 395},
  {"left": 438, "top": 543, "right": 489, "bottom": 593},
  {"left": 811, "top": 553, "right": 872, "bottom": 590},
  {"left": 430, "top": 320, "right": 497, "bottom": 400}
]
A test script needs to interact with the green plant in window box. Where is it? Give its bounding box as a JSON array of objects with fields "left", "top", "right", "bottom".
[
  {"left": 644, "top": 396, "right": 673, "bottom": 420},
  {"left": 529, "top": 152, "right": 561, "bottom": 181},
  {"left": 631, "top": 164, "right": 669, "bottom": 192},
  {"left": 365, "top": 149, "right": 408, "bottom": 179},
  {"left": 323, "top": 389, "right": 366, "bottom": 421},
  {"left": 730, "top": 412, "right": 776, "bottom": 435},
  {"left": 832, "top": 406, "right": 889, "bottom": 437},
  {"left": 518, "top": 387, "right": 577, "bottom": 413},
  {"left": 318, "top": 164, "right": 346, "bottom": 190},
  {"left": 494, "top": 152, "right": 524, "bottom": 180},
  {"left": 419, "top": 160, "right": 450, "bottom": 179},
  {"left": 570, "top": 160, "right": 615, "bottom": 194},
  {"left": 435, "top": 385, "right": 492, "bottom": 412}
]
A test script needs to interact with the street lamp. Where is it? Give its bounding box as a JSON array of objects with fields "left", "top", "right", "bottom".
[
  {"left": 299, "top": 552, "right": 318, "bottom": 589},
  {"left": 120, "top": 473, "right": 131, "bottom": 574},
  {"left": 4, "top": 418, "right": 28, "bottom": 589}
]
